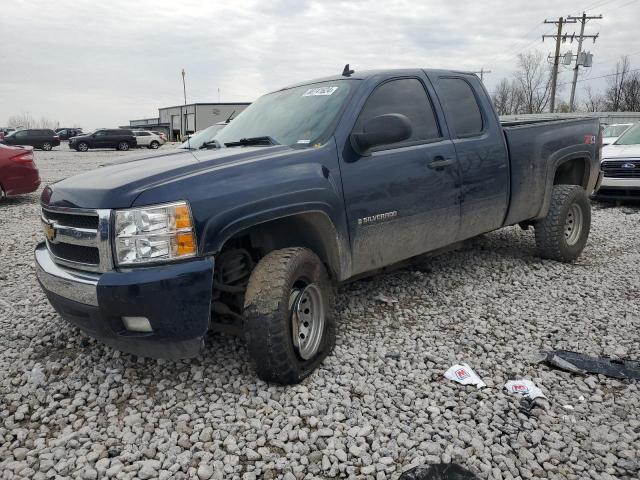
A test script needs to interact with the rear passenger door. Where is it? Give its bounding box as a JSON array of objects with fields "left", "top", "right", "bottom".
[
  {"left": 429, "top": 74, "right": 509, "bottom": 238},
  {"left": 92, "top": 130, "right": 110, "bottom": 148},
  {"left": 340, "top": 76, "right": 461, "bottom": 275}
]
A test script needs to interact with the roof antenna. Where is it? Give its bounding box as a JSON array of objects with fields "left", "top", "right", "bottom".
[
  {"left": 342, "top": 64, "right": 355, "bottom": 77},
  {"left": 225, "top": 110, "right": 236, "bottom": 123}
]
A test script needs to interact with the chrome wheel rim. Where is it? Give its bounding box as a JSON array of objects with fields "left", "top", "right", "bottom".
[
  {"left": 564, "top": 204, "right": 583, "bottom": 246},
  {"left": 79, "top": 143, "right": 87, "bottom": 151},
  {"left": 290, "top": 283, "right": 325, "bottom": 360},
  {"left": 119, "top": 142, "right": 128, "bottom": 150},
  {"left": 42, "top": 143, "right": 51, "bottom": 150}
]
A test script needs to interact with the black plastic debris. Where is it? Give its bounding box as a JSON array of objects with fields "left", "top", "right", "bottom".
[
  {"left": 541, "top": 350, "right": 640, "bottom": 380},
  {"left": 399, "top": 464, "right": 479, "bottom": 480}
]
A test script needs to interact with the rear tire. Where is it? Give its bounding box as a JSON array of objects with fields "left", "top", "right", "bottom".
[
  {"left": 244, "top": 247, "right": 335, "bottom": 384},
  {"left": 117, "top": 141, "right": 129, "bottom": 151},
  {"left": 534, "top": 185, "right": 591, "bottom": 262},
  {"left": 149, "top": 141, "right": 160, "bottom": 149},
  {"left": 41, "top": 142, "right": 52, "bottom": 151}
]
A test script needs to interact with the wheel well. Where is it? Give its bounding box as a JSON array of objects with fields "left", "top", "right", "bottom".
[
  {"left": 220, "top": 212, "right": 343, "bottom": 280},
  {"left": 553, "top": 158, "right": 588, "bottom": 188}
]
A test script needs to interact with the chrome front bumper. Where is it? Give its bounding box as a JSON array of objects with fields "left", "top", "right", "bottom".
[
  {"left": 600, "top": 177, "right": 640, "bottom": 188},
  {"left": 35, "top": 243, "right": 100, "bottom": 306}
]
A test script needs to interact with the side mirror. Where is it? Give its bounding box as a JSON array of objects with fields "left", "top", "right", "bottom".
[{"left": 350, "top": 113, "right": 412, "bottom": 156}]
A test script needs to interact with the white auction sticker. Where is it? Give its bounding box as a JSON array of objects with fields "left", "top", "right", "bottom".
[{"left": 302, "top": 86, "right": 338, "bottom": 97}]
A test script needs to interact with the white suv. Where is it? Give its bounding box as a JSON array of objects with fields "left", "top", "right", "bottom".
[
  {"left": 597, "top": 122, "right": 640, "bottom": 200},
  {"left": 133, "top": 131, "right": 165, "bottom": 149}
]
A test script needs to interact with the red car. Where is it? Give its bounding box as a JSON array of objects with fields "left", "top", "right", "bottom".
[{"left": 0, "top": 144, "right": 41, "bottom": 199}]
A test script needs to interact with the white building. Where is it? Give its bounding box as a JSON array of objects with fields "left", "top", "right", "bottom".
[{"left": 128, "top": 102, "right": 250, "bottom": 141}]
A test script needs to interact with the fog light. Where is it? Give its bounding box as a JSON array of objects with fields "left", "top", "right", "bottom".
[{"left": 122, "top": 316, "right": 153, "bottom": 333}]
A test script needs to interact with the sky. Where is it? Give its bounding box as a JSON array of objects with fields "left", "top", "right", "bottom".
[{"left": 1, "top": 0, "right": 639, "bottom": 130}]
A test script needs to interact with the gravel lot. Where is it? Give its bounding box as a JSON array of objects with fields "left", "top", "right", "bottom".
[{"left": 1, "top": 144, "right": 639, "bottom": 480}]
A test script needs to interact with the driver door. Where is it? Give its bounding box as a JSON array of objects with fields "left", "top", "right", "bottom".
[{"left": 340, "top": 76, "right": 461, "bottom": 275}]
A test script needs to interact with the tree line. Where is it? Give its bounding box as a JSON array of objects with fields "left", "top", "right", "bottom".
[
  {"left": 5, "top": 113, "right": 80, "bottom": 130},
  {"left": 491, "top": 52, "right": 640, "bottom": 115}
]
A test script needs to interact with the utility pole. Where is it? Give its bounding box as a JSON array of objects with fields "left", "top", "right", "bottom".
[
  {"left": 472, "top": 68, "right": 492, "bottom": 82},
  {"left": 543, "top": 17, "right": 575, "bottom": 113},
  {"left": 567, "top": 13, "right": 602, "bottom": 111}
]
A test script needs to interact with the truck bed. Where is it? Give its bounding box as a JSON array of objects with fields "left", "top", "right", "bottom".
[{"left": 501, "top": 117, "right": 601, "bottom": 226}]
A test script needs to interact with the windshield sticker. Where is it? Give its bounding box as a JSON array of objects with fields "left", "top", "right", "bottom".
[
  {"left": 297, "top": 139, "right": 311, "bottom": 144},
  {"left": 302, "top": 86, "right": 339, "bottom": 97}
]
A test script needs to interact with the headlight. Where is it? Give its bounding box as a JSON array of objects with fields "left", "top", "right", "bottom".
[{"left": 114, "top": 201, "right": 197, "bottom": 265}]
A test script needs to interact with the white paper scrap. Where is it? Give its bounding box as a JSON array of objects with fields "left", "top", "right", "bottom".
[
  {"left": 444, "top": 363, "right": 486, "bottom": 389},
  {"left": 504, "top": 379, "right": 546, "bottom": 400}
]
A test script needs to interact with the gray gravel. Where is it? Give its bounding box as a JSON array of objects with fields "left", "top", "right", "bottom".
[{"left": 1, "top": 144, "right": 639, "bottom": 480}]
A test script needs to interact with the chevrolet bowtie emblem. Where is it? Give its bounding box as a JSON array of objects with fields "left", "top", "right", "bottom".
[{"left": 43, "top": 220, "right": 56, "bottom": 242}]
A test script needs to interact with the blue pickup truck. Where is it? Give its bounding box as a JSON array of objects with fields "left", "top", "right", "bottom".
[{"left": 36, "top": 68, "right": 602, "bottom": 384}]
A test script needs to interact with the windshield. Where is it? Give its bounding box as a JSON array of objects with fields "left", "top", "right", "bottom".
[
  {"left": 214, "top": 80, "right": 354, "bottom": 148},
  {"left": 179, "top": 124, "right": 226, "bottom": 149},
  {"left": 603, "top": 124, "right": 631, "bottom": 138},
  {"left": 613, "top": 123, "right": 640, "bottom": 145}
]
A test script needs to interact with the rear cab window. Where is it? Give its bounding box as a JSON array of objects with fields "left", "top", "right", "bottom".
[{"left": 438, "top": 78, "right": 484, "bottom": 137}]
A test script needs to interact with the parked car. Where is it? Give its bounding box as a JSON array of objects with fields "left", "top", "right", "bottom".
[
  {"left": 594, "top": 122, "right": 640, "bottom": 200},
  {"left": 0, "top": 127, "right": 16, "bottom": 140},
  {"left": 150, "top": 131, "right": 167, "bottom": 142},
  {"left": 36, "top": 68, "right": 601, "bottom": 384},
  {"left": 0, "top": 144, "right": 40, "bottom": 199},
  {"left": 56, "top": 128, "right": 83, "bottom": 140},
  {"left": 133, "top": 130, "right": 165, "bottom": 149},
  {"left": 1, "top": 129, "right": 60, "bottom": 151},
  {"left": 178, "top": 122, "right": 228, "bottom": 150},
  {"left": 68, "top": 129, "right": 137, "bottom": 151},
  {"left": 602, "top": 123, "right": 632, "bottom": 146}
]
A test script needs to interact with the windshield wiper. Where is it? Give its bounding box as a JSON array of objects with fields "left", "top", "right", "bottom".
[
  {"left": 224, "top": 136, "right": 279, "bottom": 147},
  {"left": 199, "top": 139, "right": 221, "bottom": 149}
]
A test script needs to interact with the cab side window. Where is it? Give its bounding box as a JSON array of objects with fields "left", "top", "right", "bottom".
[
  {"left": 354, "top": 78, "right": 440, "bottom": 147},
  {"left": 439, "top": 78, "right": 483, "bottom": 137}
]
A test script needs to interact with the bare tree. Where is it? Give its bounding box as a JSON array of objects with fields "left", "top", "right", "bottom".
[
  {"left": 582, "top": 85, "right": 605, "bottom": 112},
  {"left": 7, "top": 113, "right": 36, "bottom": 129},
  {"left": 7, "top": 113, "right": 60, "bottom": 130},
  {"left": 621, "top": 71, "right": 640, "bottom": 111},
  {"left": 604, "top": 56, "right": 630, "bottom": 111},
  {"left": 513, "top": 51, "right": 553, "bottom": 113},
  {"left": 491, "top": 78, "right": 524, "bottom": 115}
]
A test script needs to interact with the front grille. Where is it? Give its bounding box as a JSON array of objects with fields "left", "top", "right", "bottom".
[
  {"left": 602, "top": 159, "right": 640, "bottom": 178},
  {"left": 41, "top": 206, "right": 112, "bottom": 272},
  {"left": 43, "top": 210, "right": 99, "bottom": 229},
  {"left": 49, "top": 242, "right": 100, "bottom": 265}
]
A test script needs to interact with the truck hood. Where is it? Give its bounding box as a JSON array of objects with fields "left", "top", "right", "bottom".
[
  {"left": 43, "top": 145, "right": 295, "bottom": 209},
  {"left": 601, "top": 144, "right": 640, "bottom": 160}
]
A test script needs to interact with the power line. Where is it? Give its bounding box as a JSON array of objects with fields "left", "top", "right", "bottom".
[{"left": 559, "top": 67, "right": 640, "bottom": 86}]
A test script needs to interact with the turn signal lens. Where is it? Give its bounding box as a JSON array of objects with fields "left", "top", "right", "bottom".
[
  {"left": 175, "top": 232, "right": 196, "bottom": 256},
  {"left": 175, "top": 204, "right": 192, "bottom": 229}
]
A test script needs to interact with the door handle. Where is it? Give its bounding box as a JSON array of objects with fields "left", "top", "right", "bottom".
[{"left": 428, "top": 156, "right": 454, "bottom": 170}]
